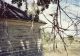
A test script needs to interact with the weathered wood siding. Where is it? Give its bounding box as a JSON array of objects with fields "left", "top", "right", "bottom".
[{"left": 0, "top": 19, "right": 42, "bottom": 56}]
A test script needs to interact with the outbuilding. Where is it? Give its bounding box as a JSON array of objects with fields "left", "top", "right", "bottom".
[{"left": 0, "top": 0, "right": 46, "bottom": 56}]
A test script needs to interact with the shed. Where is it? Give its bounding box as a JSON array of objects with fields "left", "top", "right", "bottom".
[{"left": 0, "top": 0, "right": 46, "bottom": 56}]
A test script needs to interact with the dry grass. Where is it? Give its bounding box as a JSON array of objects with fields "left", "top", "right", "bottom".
[{"left": 43, "top": 37, "right": 80, "bottom": 56}]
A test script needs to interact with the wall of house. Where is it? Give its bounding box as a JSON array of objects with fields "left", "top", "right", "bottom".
[{"left": 0, "top": 19, "right": 42, "bottom": 56}]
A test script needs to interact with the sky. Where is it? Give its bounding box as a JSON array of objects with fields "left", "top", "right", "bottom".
[{"left": 4, "top": 0, "right": 80, "bottom": 37}]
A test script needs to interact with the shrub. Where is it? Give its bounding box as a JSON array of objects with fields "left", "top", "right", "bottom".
[{"left": 67, "top": 35, "right": 74, "bottom": 45}]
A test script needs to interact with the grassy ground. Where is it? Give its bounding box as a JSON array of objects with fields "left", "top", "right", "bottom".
[{"left": 42, "top": 37, "right": 80, "bottom": 56}]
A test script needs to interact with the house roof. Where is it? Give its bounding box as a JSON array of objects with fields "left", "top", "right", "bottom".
[
  {"left": 0, "top": 0, "right": 31, "bottom": 20},
  {"left": 0, "top": 0, "right": 46, "bottom": 24}
]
